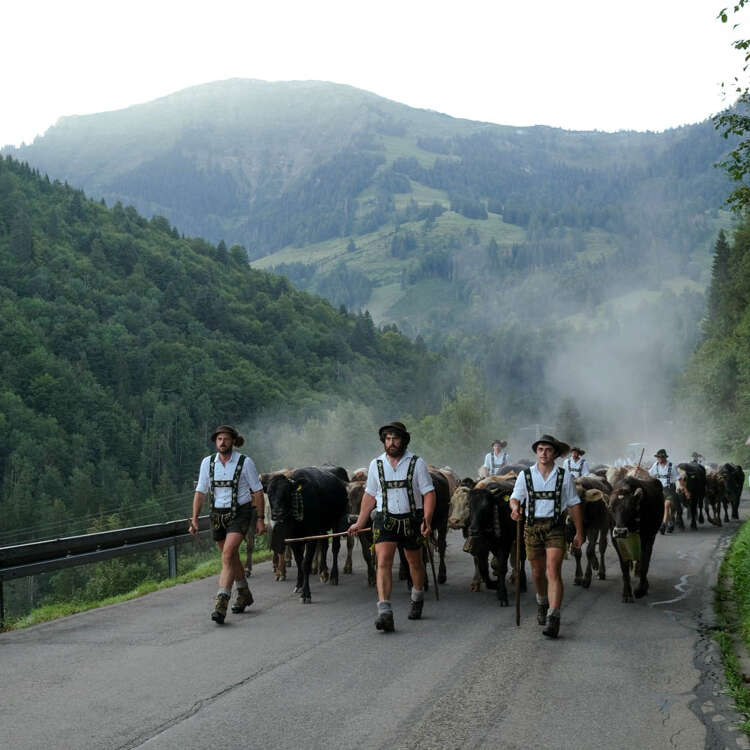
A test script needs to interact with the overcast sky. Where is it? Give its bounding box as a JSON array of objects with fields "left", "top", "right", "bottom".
[{"left": 1, "top": 0, "right": 745, "bottom": 148}]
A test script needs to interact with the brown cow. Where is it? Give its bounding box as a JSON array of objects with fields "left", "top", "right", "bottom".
[
  {"left": 570, "top": 477, "right": 611, "bottom": 588},
  {"left": 343, "top": 480, "right": 376, "bottom": 585}
]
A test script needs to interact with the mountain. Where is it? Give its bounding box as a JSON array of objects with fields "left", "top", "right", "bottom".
[
  {"left": 4, "top": 79, "right": 731, "bottom": 334},
  {"left": 4, "top": 79, "right": 734, "bottom": 447},
  {"left": 0, "top": 155, "right": 446, "bottom": 542}
]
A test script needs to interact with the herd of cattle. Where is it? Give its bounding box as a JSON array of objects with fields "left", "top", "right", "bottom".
[{"left": 245, "top": 459, "right": 745, "bottom": 607}]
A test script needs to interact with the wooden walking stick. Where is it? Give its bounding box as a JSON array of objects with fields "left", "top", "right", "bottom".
[
  {"left": 284, "top": 528, "right": 371, "bottom": 543},
  {"left": 515, "top": 514, "right": 522, "bottom": 627},
  {"left": 425, "top": 531, "right": 440, "bottom": 601},
  {"left": 636, "top": 448, "right": 645, "bottom": 471}
]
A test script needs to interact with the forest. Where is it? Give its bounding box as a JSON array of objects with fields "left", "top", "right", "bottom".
[{"left": 0, "top": 155, "right": 452, "bottom": 548}]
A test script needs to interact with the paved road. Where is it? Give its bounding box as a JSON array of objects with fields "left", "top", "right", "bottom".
[{"left": 1, "top": 514, "right": 749, "bottom": 750}]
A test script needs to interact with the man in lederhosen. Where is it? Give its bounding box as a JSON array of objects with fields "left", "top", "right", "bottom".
[
  {"left": 189, "top": 425, "right": 266, "bottom": 624},
  {"left": 481, "top": 440, "right": 510, "bottom": 477},
  {"left": 562, "top": 447, "right": 589, "bottom": 478},
  {"left": 649, "top": 448, "right": 679, "bottom": 534},
  {"left": 347, "top": 421, "right": 435, "bottom": 632},
  {"left": 509, "top": 434, "right": 583, "bottom": 638}
]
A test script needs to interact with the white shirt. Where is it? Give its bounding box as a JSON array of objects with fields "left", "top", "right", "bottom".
[
  {"left": 511, "top": 464, "right": 581, "bottom": 518},
  {"left": 563, "top": 456, "right": 590, "bottom": 477},
  {"left": 484, "top": 450, "right": 509, "bottom": 473},
  {"left": 648, "top": 460, "right": 676, "bottom": 488},
  {"left": 196, "top": 451, "right": 262, "bottom": 508},
  {"left": 365, "top": 450, "right": 435, "bottom": 514}
]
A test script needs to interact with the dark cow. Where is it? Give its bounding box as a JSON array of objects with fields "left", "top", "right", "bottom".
[
  {"left": 267, "top": 467, "right": 349, "bottom": 603},
  {"left": 719, "top": 464, "right": 745, "bottom": 520},
  {"left": 676, "top": 462, "right": 706, "bottom": 529},
  {"left": 570, "top": 476, "right": 612, "bottom": 588},
  {"left": 343, "top": 480, "right": 376, "bottom": 585},
  {"left": 608, "top": 476, "right": 664, "bottom": 603},
  {"left": 704, "top": 471, "right": 725, "bottom": 526},
  {"left": 463, "top": 480, "right": 526, "bottom": 606}
]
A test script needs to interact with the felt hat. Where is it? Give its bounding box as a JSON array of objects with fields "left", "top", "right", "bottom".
[
  {"left": 379, "top": 421, "right": 411, "bottom": 448},
  {"left": 210, "top": 425, "right": 245, "bottom": 447},
  {"left": 654, "top": 449, "right": 668, "bottom": 459},
  {"left": 531, "top": 434, "right": 570, "bottom": 458},
  {"left": 570, "top": 447, "right": 585, "bottom": 456},
  {"left": 491, "top": 439, "right": 508, "bottom": 448}
]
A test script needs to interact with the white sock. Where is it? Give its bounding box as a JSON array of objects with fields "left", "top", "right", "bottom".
[
  {"left": 411, "top": 587, "right": 424, "bottom": 602},
  {"left": 377, "top": 600, "right": 392, "bottom": 614}
]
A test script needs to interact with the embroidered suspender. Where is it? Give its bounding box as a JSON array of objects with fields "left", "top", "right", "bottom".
[
  {"left": 209, "top": 453, "right": 247, "bottom": 514},
  {"left": 377, "top": 455, "right": 419, "bottom": 517},
  {"left": 523, "top": 467, "right": 565, "bottom": 526},
  {"left": 566, "top": 458, "right": 583, "bottom": 477},
  {"left": 490, "top": 453, "right": 505, "bottom": 473}
]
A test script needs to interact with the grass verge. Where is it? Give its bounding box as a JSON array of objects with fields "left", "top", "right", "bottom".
[
  {"left": 715, "top": 520, "right": 750, "bottom": 733},
  {"left": 1, "top": 550, "right": 273, "bottom": 633}
]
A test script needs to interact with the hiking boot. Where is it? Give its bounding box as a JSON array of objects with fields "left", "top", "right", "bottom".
[
  {"left": 408, "top": 599, "right": 424, "bottom": 620},
  {"left": 212, "top": 592, "right": 230, "bottom": 624},
  {"left": 659, "top": 523, "right": 666, "bottom": 535},
  {"left": 375, "top": 611, "right": 395, "bottom": 632},
  {"left": 537, "top": 602, "right": 549, "bottom": 626},
  {"left": 231, "top": 587, "right": 254, "bottom": 613},
  {"left": 542, "top": 612, "right": 560, "bottom": 638}
]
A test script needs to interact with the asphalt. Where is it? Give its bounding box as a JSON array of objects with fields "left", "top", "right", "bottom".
[{"left": 2, "top": 508, "right": 750, "bottom": 750}]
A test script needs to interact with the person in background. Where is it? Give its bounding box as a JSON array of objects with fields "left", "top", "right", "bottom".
[
  {"left": 481, "top": 440, "right": 509, "bottom": 477},
  {"left": 563, "top": 447, "right": 589, "bottom": 478},
  {"left": 649, "top": 449, "right": 679, "bottom": 534}
]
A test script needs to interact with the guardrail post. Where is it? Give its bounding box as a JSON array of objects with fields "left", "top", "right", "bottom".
[{"left": 167, "top": 544, "right": 177, "bottom": 578}]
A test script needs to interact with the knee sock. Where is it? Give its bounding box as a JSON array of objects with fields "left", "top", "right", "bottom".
[
  {"left": 377, "top": 600, "right": 392, "bottom": 614},
  {"left": 411, "top": 587, "right": 424, "bottom": 602}
]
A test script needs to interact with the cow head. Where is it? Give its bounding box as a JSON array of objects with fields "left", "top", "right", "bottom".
[
  {"left": 608, "top": 483, "right": 643, "bottom": 539},
  {"left": 267, "top": 475, "right": 305, "bottom": 524},
  {"left": 449, "top": 486, "right": 472, "bottom": 529}
]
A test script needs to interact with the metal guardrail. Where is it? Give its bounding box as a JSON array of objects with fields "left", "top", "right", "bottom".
[{"left": 0, "top": 515, "right": 211, "bottom": 627}]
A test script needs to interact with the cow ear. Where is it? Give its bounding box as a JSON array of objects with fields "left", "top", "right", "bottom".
[{"left": 634, "top": 488, "right": 643, "bottom": 498}]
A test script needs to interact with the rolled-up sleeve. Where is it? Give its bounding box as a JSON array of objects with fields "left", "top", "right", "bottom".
[
  {"left": 242, "top": 457, "right": 263, "bottom": 494},
  {"left": 195, "top": 457, "right": 210, "bottom": 493},
  {"left": 415, "top": 458, "right": 435, "bottom": 495},
  {"left": 511, "top": 472, "right": 528, "bottom": 508},
  {"left": 562, "top": 471, "right": 581, "bottom": 509},
  {"left": 364, "top": 461, "right": 380, "bottom": 497}
]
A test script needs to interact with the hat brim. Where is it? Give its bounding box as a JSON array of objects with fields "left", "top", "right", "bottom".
[{"left": 532, "top": 438, "right": 570, "bottom": 459}]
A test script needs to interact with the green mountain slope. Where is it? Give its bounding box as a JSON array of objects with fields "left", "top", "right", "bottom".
[
  {"left": 4, "top": 80, "right": 732, "bottom": 339},
  {"left": 0, "top": 155, "right": 445, "bottom": 541}
]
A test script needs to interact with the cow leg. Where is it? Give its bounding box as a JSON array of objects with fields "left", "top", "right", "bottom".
[
  {"left": 698, "top": 496, "right": 704, "bottom": 524},
  {"left": 317, "top": 540, "right": 330, "bottom": 583},
  {"left": 689, "top": 496, "right": 698, "bottom": 530},
  {"left": 614, "top": 541, "right": 633, "bottom": 603},
  {"left": 437, "top": 526, "right": 447, "bottom": 584},
  {"left": 583, "top": 529, "right": 596, "bottom": 588},
  {"left": 292, "top": 542, "right": 305, "bottom": 594},
  {"left": 494, "top": 542, "right": 510, "bottom": 607},
  {"left": 470, "top": 556, "right": 482, "bottom": 592},
  {"left": 359, "top": 533, "right": 376, "bottom": 586},
  {"left": 344, "top": 535, "right": 354, "bottom": 575},
  {"left": 724, "top": 497, "right": 731, "bottom": 523},
  {"left": 285, "top": 544, "right": 293, "bottom": 568},
  {"left": 634, "top": 538, "right": 655, "bottom": 599},
  {"left": 329, "top": 535, "right": 340, "bottom": 585},
  {"left": 597, "top": 527, "right": 607, "bottom": 580},
  {"left": 300, "top": 541, "right": 316, "bottom": 603},
  {"left": 398, "top": 545, "right": 412, "bottom": 590},
  {"left": 475, "top": 548, "right": 498, "bottom": 591},
  {"left": 572, "top": 544, "right": 583, "bottom": 585}
]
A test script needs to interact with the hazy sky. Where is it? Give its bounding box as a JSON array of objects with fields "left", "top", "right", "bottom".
[{"left": 1, "top": 0, "right": 745, "bottom": 148}]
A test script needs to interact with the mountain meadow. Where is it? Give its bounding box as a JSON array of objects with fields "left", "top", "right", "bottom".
[{"left": 5, "top": 79, "right": 737, "bottom": 451}]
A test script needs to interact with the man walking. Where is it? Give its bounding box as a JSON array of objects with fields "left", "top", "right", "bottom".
[
  {"left": 348, "top": 421, "right": 435, "bottom": 632},
  {"left": 563, "top": 447, "right": 589, "bottom": 478},
  {"left": 509, "top": 434, "right": 583, "bottom": 638},
  {"left": 482, "top": 440, "right": 510, "bottom": 477},
  {"left": 649, "top": 449, "right": 678, "bottom": 534},
  {"left": 189, "top": 425, "right": 266, "bottom": 624}
]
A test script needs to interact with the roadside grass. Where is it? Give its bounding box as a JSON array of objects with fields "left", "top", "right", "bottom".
[
  {"left": 715, "top": 520, "right": 750, "bottom": 733},
  {"left": 1, "top": 549, "right": 273, "bottom": 633}
]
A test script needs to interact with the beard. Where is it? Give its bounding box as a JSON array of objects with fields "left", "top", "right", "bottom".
[
  {"left": 218, "top": 444, "right": 233, "bottom": 454},
  {"left": 386, "top": 444, "right": 404, "bottom": 458}
]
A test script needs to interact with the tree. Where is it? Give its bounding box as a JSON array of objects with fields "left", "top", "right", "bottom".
[
  {"left": 706, "top": 229, "right": 731, "bottom": 330},
  {"left": 715, "top": 3, "right": 750, "bottom": 210}
]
